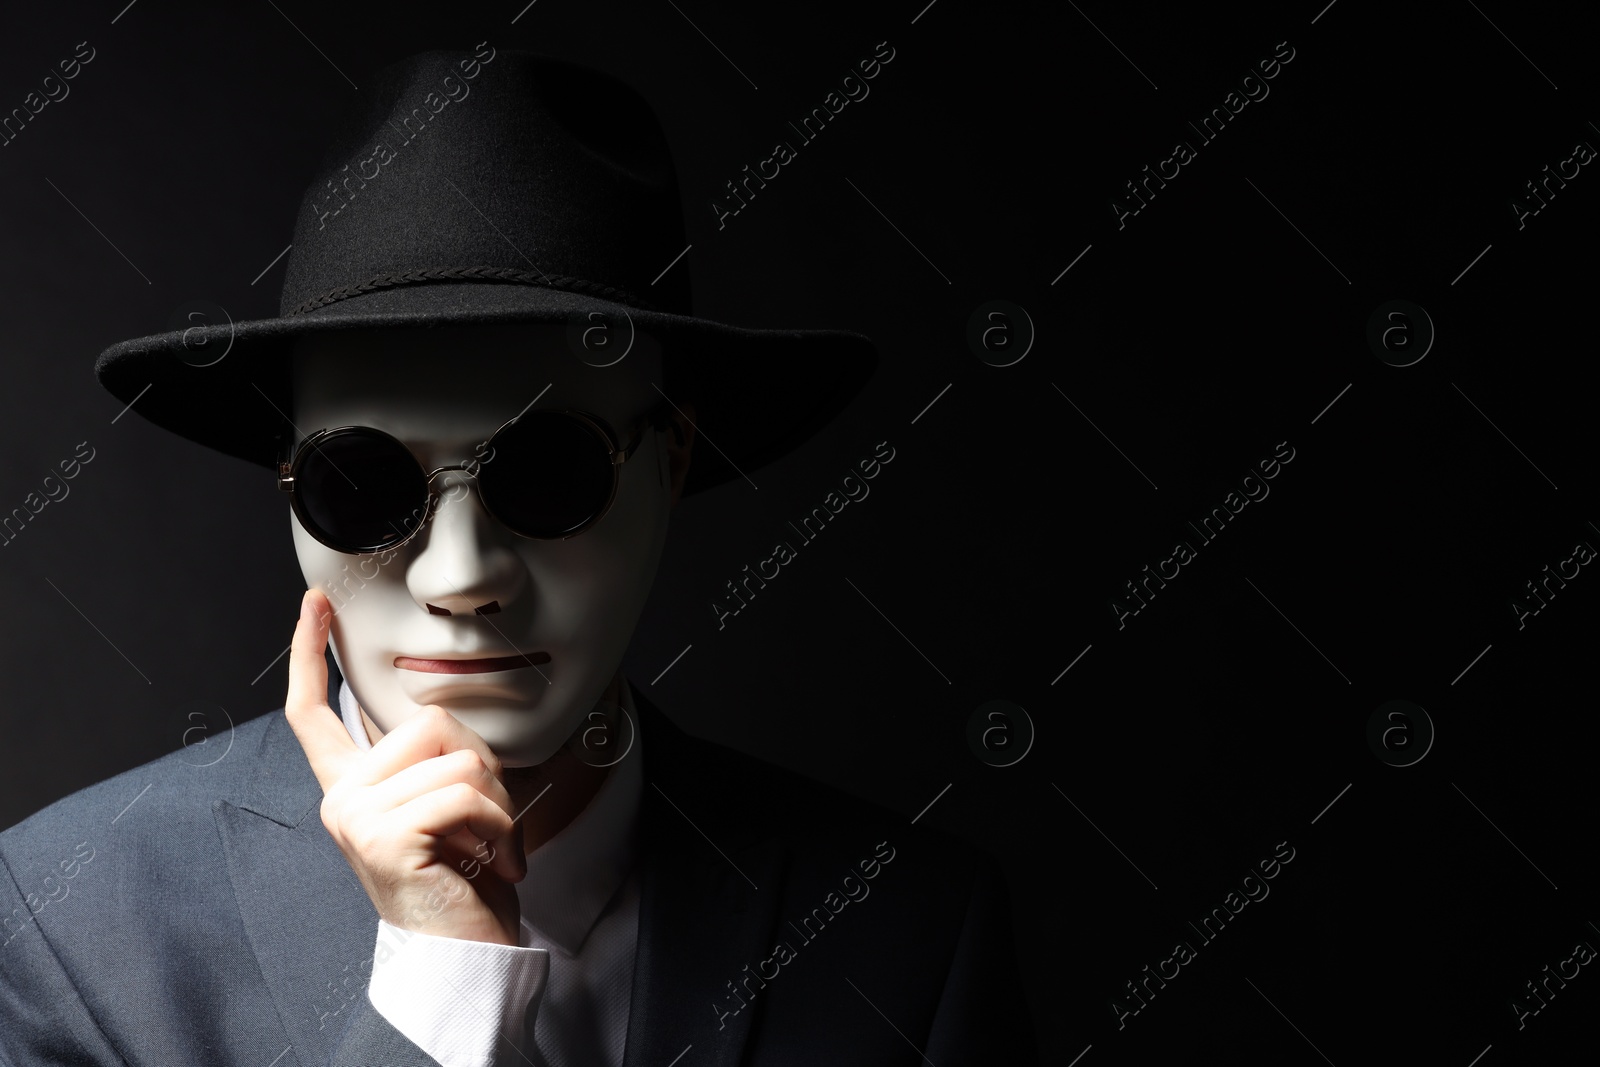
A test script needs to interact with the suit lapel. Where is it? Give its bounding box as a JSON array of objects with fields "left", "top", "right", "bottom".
[
  {"left": 623, "top": 692, "right": 790, "bottom": 1067},
  {"left": 214, "top": 709, "right": 382, "bottom": 1066}
]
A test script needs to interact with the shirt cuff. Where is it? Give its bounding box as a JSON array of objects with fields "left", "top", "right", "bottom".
[{"left": 366, "top": 918, "right": 548, "bottom": 1067}]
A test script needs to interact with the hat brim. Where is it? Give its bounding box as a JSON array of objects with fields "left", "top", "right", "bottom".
[{"left": 94, "top": 282, "right": 878, "bottom": 499}]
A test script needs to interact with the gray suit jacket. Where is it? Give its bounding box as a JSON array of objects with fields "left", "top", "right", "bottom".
[{"left": 0, "top": 688, "right": 1038, "bottom": 1065}]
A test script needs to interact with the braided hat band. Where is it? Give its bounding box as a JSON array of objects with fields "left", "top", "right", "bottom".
[{"left": 288, "top": 265, "right": 657, "bottom": 317}]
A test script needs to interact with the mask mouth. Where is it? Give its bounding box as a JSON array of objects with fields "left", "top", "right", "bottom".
[{"left": 393, "top": 650, "right": 551, "bottom": 673}]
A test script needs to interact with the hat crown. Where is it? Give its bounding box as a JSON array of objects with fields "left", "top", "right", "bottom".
[{"left": 281, "top": 46, "right": 692, "bottom": 318}]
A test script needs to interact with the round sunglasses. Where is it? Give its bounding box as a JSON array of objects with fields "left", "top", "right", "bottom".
[{"left": 277, "top": 400, "right": 682, "bottom": 554}]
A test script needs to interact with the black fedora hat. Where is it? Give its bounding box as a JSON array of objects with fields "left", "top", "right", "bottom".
[{"left": 93, "top": 44, "right": 877, "bottom": 498}]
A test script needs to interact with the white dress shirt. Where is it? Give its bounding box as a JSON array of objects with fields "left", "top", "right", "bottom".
[{"left": 338, "top": 678, "right": 643, "bottom": 1067}]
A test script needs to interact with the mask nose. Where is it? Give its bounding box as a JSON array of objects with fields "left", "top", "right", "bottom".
[
  {"left": 406, "top": 468, "right": 527, "bottom": 615},
  {"left": 426, "top": 600, "right": 501, "bottom": 616}
]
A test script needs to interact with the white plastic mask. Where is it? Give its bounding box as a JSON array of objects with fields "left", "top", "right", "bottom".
[{"left": 288, "top": 322, "right": 687, "bottom": 767}]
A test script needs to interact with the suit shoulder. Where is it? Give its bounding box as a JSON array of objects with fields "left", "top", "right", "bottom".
[{"left": 0, "top": 709, "right": 279, "bottom": 871}]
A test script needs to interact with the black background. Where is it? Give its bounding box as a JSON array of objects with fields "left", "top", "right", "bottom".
[{"left": 2, "top": 1, "right": 1597, "bottom": 1063}]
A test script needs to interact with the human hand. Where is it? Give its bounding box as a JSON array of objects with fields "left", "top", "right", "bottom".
[{"left": 283, "top": 588, "right": 527, "bottom": 946}]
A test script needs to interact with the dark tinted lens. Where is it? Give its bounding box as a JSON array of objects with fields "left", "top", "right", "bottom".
[
  {"left": 480, "top": 413, "right": 614, "bottom": 537},
  {"left": 294, "top": 430, "right": 428, "bottom": 552}
]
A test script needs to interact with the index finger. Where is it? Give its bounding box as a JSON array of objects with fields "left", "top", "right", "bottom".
[{"left": 282, "top": 587, "right": 359, "bottom": 792}]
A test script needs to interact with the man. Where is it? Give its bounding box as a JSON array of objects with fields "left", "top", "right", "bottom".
[{"left": 0, "top": 46, "right": 1038, "bottom": 1065}]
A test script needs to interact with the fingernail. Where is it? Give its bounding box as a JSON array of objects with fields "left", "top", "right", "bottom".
[{"left": 300, "top": 592, "right": 316, "bottom": 628}]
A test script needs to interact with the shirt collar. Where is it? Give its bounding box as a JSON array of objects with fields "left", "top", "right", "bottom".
[{"left": 337, "top": 676, "right": 643, "bottom": 956}]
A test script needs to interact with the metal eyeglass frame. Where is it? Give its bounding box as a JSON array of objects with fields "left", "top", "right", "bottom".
[{"left": 276, "top": 398, "right": 683, "bottom": 554}]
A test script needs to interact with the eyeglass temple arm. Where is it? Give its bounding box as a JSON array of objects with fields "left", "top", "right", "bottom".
[
  {"left": 275, "top": 434, "right": 295, "bottom": 490},
  {"left": 617, "top": 402, "right": 685, "bottom": 462}
]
